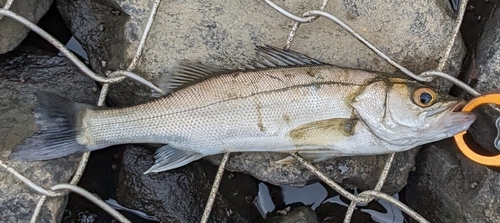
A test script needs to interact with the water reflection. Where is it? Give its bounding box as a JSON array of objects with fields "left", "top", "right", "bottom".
[
  {"left": 64, "top": 36, "right": 88, "bottom": 60},
  {"left": 255, "top": 182, "right": 404, "bottom": 223}
]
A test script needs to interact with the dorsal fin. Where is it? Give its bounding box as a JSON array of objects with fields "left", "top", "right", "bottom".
[
  {"left": 252, "top": 45, "right": 324, "bottom": 68},
  {"left": 153, "top": 45, "right": 325, "bottom": 96},
  {"left": 154, "top": 61, "right": 234, "bottom": 95}
]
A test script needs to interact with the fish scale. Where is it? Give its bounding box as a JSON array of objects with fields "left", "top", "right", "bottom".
[{"left": 80, "top": 69, "right": 372, "bottom": 153}]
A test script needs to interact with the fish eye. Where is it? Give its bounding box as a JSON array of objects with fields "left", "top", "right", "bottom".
[{"left": 412, "top": 87, "right": 436, "bottom": 107}]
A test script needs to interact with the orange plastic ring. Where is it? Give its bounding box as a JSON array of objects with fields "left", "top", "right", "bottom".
[{"left": 454, "top": 94, "right": 500, "bottom": 167}]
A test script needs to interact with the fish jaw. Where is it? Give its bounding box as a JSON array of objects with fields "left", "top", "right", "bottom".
[
  {"left": 422, "top": 101, "right": 476, "bottom": 139},
  {"left": 380, "top": 102, "right": 476, "bottom": 147}
]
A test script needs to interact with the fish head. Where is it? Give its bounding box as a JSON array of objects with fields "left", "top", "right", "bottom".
[{"left": 351, "top": 79, "right": 477, "bottom": 147}]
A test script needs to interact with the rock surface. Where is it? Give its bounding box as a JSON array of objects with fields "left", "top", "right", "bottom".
[
  {"left": 0, "top": 48, "right": 99, "bottom": 222},
  {"left": 406, "top": 140, "right": 500, "bottom": 223},
  {"left": 315, "top": 202, "right": 375, "bottom": 223},
  {"left": 55, "top": 0, "right": 464, "bottom": 193},
  {"left": 474, "top": 7, "right": 500, "bottom": 95},
  {"left": 208, "top": 149, "right": 418, "bottom": 195},
  {"left": 0, "top": 0, "right": 53, "bottom": 54},
  {"left": 466, "top": 5, "right": 500, "bottom": 153},
  {"left": 116, "top": 145, "right": 261, "bottom": 223}
]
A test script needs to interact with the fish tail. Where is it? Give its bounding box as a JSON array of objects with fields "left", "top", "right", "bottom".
[{"left": 9, "top": 92, "right": 94, "bottom": 161}]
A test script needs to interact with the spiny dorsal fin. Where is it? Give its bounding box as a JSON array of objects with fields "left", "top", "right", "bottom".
[
  {"left": 154, "top": 61, "right": 234, "bottom": 95},
  {"left": 153, "top": 45, "right": 325, "bottom": 96}
]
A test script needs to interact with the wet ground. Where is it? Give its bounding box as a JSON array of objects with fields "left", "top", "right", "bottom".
[{"left": 13, "top": 0, "right": 500, "bottom": 222}]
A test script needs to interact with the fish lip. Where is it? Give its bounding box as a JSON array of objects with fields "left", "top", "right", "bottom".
[
  {"left": 426, "top": 100, "right": 467, "bottom": 117},
  {"left": 445, "top": 101, "right": 470, "bottom": 118},
  {"left": 435, "top": 100, "right": 477, "bottom": 137},
  {"left": 452, "top": 101, "right": 467, "bottom": 112}
]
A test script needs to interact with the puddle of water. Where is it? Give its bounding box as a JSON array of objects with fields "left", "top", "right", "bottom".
[
  {"left": 254, "top": 182, "right": 328, "bottom": 218},
  {"left": 63, "top": 36, "right": 88, "bottom": 60},
  {"left": 255, "top": 182, "right": 404, "bottom": 223},
  {"left": 281, "top": 183, "right": 328, "bottom": 209},
  {"left": 255, "top": 183, "right": 276, "bottom": 218}
]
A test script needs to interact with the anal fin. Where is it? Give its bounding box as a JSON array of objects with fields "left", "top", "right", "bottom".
[
  {"left": 144, "top": 145, "right": 203, "bottom": 174},
  {"left": 276, "top": 152, "right": 339, "bottom": 164}
]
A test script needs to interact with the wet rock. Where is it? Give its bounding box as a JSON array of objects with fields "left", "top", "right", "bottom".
[
  {"left": 0, "top": 0, "right": 53, "bottom": 54},
  {"left": 116, "top": 145, "right": 261, "bottom": 223},
  {"left": 465, "top": 5, "right": 500, "bottom": 153},
  {"left": 0, "top": 48, "right": 99, "bottom": 222},
  {"left": 208, "top": 149, "right": 418, "bottom": 195},
  {"left": 57, "top": 0, "right": 461, "bottom": 192},
  {"left": 57, "top": 0, "right": 465, "bottom": 106},
  {"left": 20, "top": 3, "right": 73, "bottom": 54},
  {"left": 264, "top": 206, "right": 319, "bottom": 223},
  {"left": 62, "top": 146, "right": 126, "bottom": 223},
  {"left": 200, "top": 160, "right": 262, "bottom": 222},
  {"left": 474, "top": 7, "right": 500, "bottom": 95},
  {"left": 405, "top": 140, "right": 500, "bottom": 223},
  {"left": 315, "top": 202, "right": 374, "bottom": 223},
  {"left": 56, "top": 0, "right": 128, "bottom": 96}
]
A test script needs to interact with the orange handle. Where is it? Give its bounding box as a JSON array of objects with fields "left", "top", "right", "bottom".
[{"left": 454, "top": 94, "right": 500, "bottom": 167}]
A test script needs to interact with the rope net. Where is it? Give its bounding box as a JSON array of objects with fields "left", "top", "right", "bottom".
[{"left": 0, "top": 0, "right": 473, "bottom": 222}]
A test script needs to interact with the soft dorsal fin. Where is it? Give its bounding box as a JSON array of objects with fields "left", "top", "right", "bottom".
[
  {"left": 154, "top": 45, "right": 325, "bottom": 96},
  {"left": 251, "top": 45, "right": 324, "bottom": 69}
]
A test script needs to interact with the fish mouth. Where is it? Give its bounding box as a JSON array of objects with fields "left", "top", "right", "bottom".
[
  {"left": 430, "top": 100, "right": 476, "bottom": 137},
  {"left": 452, "top": 101, "right": 467, "bottom": 112},
  {"left": 426, "top": 100, "right": 467, "bottom": 117}
]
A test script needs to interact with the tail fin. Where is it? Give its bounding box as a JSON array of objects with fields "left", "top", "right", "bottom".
[{"left": 9, "top": 92, "right": 93, "bottom": 161}]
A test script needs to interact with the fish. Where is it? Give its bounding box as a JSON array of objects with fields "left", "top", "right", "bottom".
[{"left": 9, "top": 45, "right": 477, "bottom": 174}]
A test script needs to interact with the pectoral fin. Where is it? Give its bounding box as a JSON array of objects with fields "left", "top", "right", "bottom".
[
  {"left": 288, "top": 118, "right": 358, "bottom": 146},
  {"left": 144, "top": 145, "right": 203, "bottom": 174},
  {"left": 276, "top": 152, "right": 339, "bottom": 164}
]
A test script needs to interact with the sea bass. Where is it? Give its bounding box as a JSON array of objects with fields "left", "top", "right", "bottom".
[{"left": 10, "top": 46, "right": 476, "bottom": 173}]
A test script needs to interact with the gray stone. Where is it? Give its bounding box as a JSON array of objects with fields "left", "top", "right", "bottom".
[
  {"left": 207, "top": 148, "right": 418, "bottom": 195},
  {"left": 0, "top": 0, "right": 53, "bottom": 54},
  {"left": 466, "top": 6, "right": 500, "bottom": 153},
  {"left": 116, "top": 145, "right": 261, "bottom": 223},
  {"left": 405, "top": 140, "right": 500, "bottom": 223},
  {"left": 475, "top": 7, "right": 500, "bottom": 95},
  {"left": 264, "top": 206, "right": 319, "bottom": 223},
  {"left": 315, "top": 202, "right": 378, "bottom": 223},
  {"left": 0, "top": 48, "right": 99, "bottom": 222},
  {"left": 57, "top": 0, "right": 463, "bottom": 191}
]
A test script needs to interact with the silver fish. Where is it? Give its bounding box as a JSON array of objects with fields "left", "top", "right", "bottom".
[{"left": 10, "top": 46, "right": 476, "bottom": 173}]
